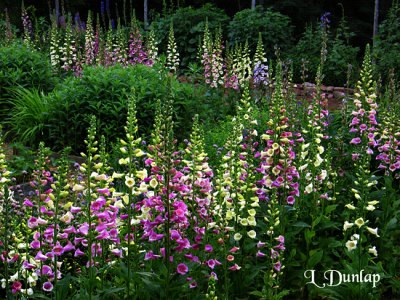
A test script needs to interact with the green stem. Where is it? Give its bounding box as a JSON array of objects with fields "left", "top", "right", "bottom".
[
  {"left": 4, "top": 185, "right": 9, "bottom": 299},
  {"left": 127, "top": 146, "right": 133, "bottom": 297},
  {"left": 37, "top": 169, "right": 44, "bottom": 286},
  {"left": 165, "top": 153, "right": 171, "bottom": 299},
  {"left": 53, "top": 189, "right": 60, "bottom": 298},
  {"left": 87, "top": 156, "right": 93, "bottom": 300},
  {"left": 223, "top": 238, "right": 229, "bottom": 300}
]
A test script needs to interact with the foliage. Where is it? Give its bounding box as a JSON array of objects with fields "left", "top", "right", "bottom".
[
  {"left": 374, "top": 0, "right": 400, "bottom": 84},
  {"left": 203, "top": 116, "right": 234, "bottom": 168},
  {"left": 0, "top": 54, "right": 400, "bottom": 298},
  {"left": 1, "top": 5, "right": 400, "bottom": 300},
  {"left": 151, "top": 3, "right": 229, "bottom": 68},
  {"left": 289, "top": 25, "right": 321, "bottom": 81},
  {"left": 228, "top": 6, "right": 294, "bottom": 58},
  {"left": 0, "top": 42, "right": 57, "bottom": 114},
  {"left": 5, "top": 87, "right": 52, "bottom": 147},
  {"left": 43, "top": 64, "right": 209, "bottom": 153},
  {"left": 289, "top": 14, "right": 359, "bottom": 86},
  {"left": 4, "top": 142, "right": 36, "bottom": 182}
]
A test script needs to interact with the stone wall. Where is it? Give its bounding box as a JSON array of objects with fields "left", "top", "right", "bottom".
[{"left": 292, "top": 83, "right": 355, "bottom": 110}]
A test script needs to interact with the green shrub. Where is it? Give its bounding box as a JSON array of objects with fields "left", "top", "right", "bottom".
[
  {"left": 6, "top": 63, "right": 239, "bottom": 154},
  {"left": 5, "top": 142, "right": 37, "bottom": 182},
  {"left": 43, "top": 64, "right": 210, "bottom": 153},
  {"left": 228, "top": 6, "right": 293, "bottom": 58},
  {"left": 151, "top": 3, "right": 229, "bottom": 68},
  {"left": 374, "top": 1, "right": 400, "bottom": 84},
  {"left": 0, "top": 43, "right": 57, "bottom": 109},
  {"left": 288, "top": 25, "right": 320, "bottom": 81},
  {"left": 289, "top": 16, "right": 359, "bottom": 87}
]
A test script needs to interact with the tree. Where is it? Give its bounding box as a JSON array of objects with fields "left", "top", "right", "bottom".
[
  {"left": 251, "top": 0, "right": 256, "bottom": 9},
  {"left": 144, "top": 0, "right": 148, "bottom": 29},
  {"left": 55, "top": 0, "right": 59, "bottom": 25},
  {"left": 373, "top": 0, "right": 379, "bottom": 48}
]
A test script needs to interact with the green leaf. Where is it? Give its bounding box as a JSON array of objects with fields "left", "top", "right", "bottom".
[
  {"left": 307, "top": 250, "right": 323, "bottom": 269},
  {"left": 102, "top": 287, "right": 125, "bottom": 296},
  {"left": 312, "top": 216, "right": 322, "bottom": 227},
  {"left": 142, "top": 278, "right": 162, "bottom": 294},
  {"left": 30, "top": 293, "right": 53, "bottom": 299},
  {"left": 56, "top": 273, "right": 72, "bottom": 298},
  {"left": 292, "top": 221, "right": 311, "bottom": 228},
  {"left": 325, "top": 204, "right": 337, "bottom": 214},
  {"left": 386, "top": 217, "right": 398, "bottom": 230},
  {"left": 249, "top": 291, "right": 263, "bottom": 297},
  {"left": 305, "top": 229, "right": 315, "bottom": 244},
  {"left": 328, "top": 240, "right": 342, "bottom": 248},
  {"left": 284, "top": 205, "right": 296, "bottom": 212},
  {"left": 319, "top": 221, "right": 341, "bottom": 230},
  {"left": 368, "top": 190, "right": 386, "bottom": 200}
]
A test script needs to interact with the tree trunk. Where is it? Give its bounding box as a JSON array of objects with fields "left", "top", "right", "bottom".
[
  {"left": 251, "top": 0, "right": 256, "bottom": 9},
  {"left": 373, "top": 0, "right": 379, "bottom": 49},
  {"left": 144, "top": 0, "right": 148, "bottom": 29}
]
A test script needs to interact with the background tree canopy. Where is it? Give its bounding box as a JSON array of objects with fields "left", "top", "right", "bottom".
[{"left": 0, "top": 0, "right": 393, "bottom": 51}]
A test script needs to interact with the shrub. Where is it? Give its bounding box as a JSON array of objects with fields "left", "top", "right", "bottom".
[
  {"left": 288, "top": 25, "right": 320, "bottom": 81},
  {"left": 151, "top": 3, "right": 229, "bottom": 68},
  {"left": 374, "top": 1, "right": 400, "bottom": 84},
  {"left": 6, "top": 63, "right": 239, "bottom": 154},
  {"left": 0, "top": 43, "right": 57, "bottom": 112},
  {"left": 4, "top": 142, "right": 37, "bottom": 183},
  {"left": 44, "top": 64, "right": 209, "bottom": 153},
  {"left": 228, "top": 6, "right": 293, "bottom": 58},
  {"left": 289, "top": 15, "right": 359, "bottom": 87}
]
